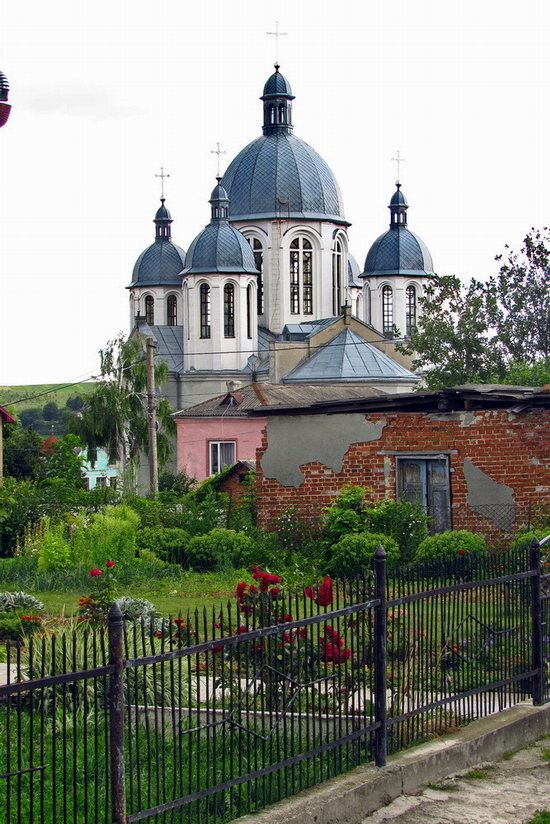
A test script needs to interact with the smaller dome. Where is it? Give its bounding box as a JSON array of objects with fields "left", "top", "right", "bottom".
[
  {"left": 183, "top": 223, "right": 258, "bottom": 275},
  {"left": 209, "top": 179, "right": 229, "bottom": 203},
  {"left": 390, "top": 186, "right": 408, "bottom": 207},
  {"left": 130, "top": 242, "right": 186, "bottom": 287},
  {"left": 155, "top": 200, "right": 172, "bottom": 221},
  {"left": 262, "top": 65, "right": 294, "bottom": 99},
  {"left": 348, "top": 254, "right": 362, "bottom": 287}
]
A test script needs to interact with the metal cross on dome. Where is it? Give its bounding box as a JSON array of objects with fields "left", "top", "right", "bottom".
[
  {"left": 155, "top": 166, "right": 170, "bottom": 199},
  {"left": 391, "top": 150, "right": 406, "bottom": 184},
  {"left": 210, "top": 142, "right": 227, "bottom": 178},
  {"left": 266, "top": 21, "right": 288, "bottom": 64}
]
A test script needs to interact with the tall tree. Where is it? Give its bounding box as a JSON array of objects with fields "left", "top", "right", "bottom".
[
  {"left": 70, "top": 333, "right": 175, "bottom": 485},
  {"left": 490, "top": 228, "right": 550, "bottom": 362},
  {"left": 398, "top": 275, "right": 505, "bottom": 388}
]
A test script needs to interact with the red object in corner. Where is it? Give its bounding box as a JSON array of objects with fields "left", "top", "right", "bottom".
[{"left": 0, "top": 102, "right": 11, "bottom": 128}]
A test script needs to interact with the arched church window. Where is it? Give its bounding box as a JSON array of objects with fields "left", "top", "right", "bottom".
[
  {"left": 406, "top": 285, "right": 416, "bottom": 336},
  {"left": 246, "top": 284, "right": 253, "bottom": 339},
  {"left": 167, "top": 295, "right": 177, "bottom": 326},
  {"left": 289, "top": 237, "right": 313, "bottom": 315},
  {"left": 145, "top": 295, "right": 154, "bottom": 325},
  {"left": 200, "top": 284, "right": 211, "bottom": 339},
  {"left": 269, "top": 105, "right": 275, "bottom": 124},
  {"left": 278, "top": 104, "right": 285, "bottom": 123},
  {"left": 248, "top": 238, "right": 264, "bottom": 315},
  {"left": 332, "top": 239, "right": 343, "bottom": 315},
  {"left": 224, "top": 283, "right": 235, "bottom": 338},
  {"left": 382, "top": 285, "right": 393, "bottom": 336},
  {"left": 364, "top": 285, "right": 371, "bottom": 325}
]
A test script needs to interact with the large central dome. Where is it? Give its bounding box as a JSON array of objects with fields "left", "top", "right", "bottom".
[{"left": 221, "top": 66, "right": 347, "bottom": 225}]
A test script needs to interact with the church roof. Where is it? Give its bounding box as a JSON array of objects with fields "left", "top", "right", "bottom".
[
  {"left": 282, "top": 328, "right": 420, "bottom": 384},
  {"left": 220, "top": 66, "right": 347, "bottom": 224},
  {"left": 133, "top": 322, "right": 183, "bottom": 372},
  {"left": 129, "top": 241, "right": 186, "bottom": 287},
  {"left": 348, "top": 254, "right": 362, "bottom": 287},
  {"left": 183, "top": 220, "right": 258, "bottom": 275}
]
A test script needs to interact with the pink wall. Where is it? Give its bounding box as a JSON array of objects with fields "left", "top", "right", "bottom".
[{"left": 175, "top": 416, "right": 266, "bottom": 481}]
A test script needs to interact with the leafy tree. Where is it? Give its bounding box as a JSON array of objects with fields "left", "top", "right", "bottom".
[
  {"left": 490, "top": 228, "right": 550, "bottom": 362},
  {"left": 70, "top": 333, "right": 175, "bottom": 486},
  {"left": 398, "top": 275, "right": 505, "bottom": 388},
  {"left": 66, "top": 395, "right": 85, "bottom": 412},
  {"left": 3, "top": 426, "right": 43, "bottom": 480},
  {"left": 38, "top": 434, "right": 84, "bottom": 487},
  {"left": 42, "top": 401, "right": 59, "bottom": 421}
]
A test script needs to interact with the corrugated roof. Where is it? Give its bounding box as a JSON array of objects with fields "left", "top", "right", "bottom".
[
  {"left": 138, "top": 323, "right": 183, "bottom": 373},
  {"left": 282, "top": 328, "right": 420, "bottom": 384},
  {"left": 173, "top": 382, "right": 385, "bottom": 418}
]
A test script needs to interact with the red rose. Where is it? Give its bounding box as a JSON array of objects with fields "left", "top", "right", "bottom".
[
  {"left": 270, "top": 586, "right": 281, "bottom": 600},
  {"left": 237, "top": 625, "right": 249, "bottom": 634},
  {"left": 105, "top": 560, "right": 116, "bottom": 568},
  {"left": 457, "top": 549, "right": 465, "bottom": 556},
  {"left": 89, "top": 568, "right": 102, "bottom": 577}
]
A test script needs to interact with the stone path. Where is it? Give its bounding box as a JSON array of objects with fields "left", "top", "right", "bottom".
[{"left": 362, "top": 737, "right": 550, "bottom": 823}]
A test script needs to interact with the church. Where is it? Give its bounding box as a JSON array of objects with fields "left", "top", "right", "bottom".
[{"left": 126, "top": 64, "right": 436, "bottom": 479}]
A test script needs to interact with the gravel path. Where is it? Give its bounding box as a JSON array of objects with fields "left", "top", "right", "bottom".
[{"left": 362, "top": 737, "right": 550, "bottom": 823}]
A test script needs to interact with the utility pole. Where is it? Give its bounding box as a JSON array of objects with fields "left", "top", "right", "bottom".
[{"left": 146, "top": 337, "right": 158, "bottom": 495}]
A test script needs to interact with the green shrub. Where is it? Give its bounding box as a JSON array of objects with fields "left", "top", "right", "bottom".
[
  {"left": 366, "top": 500, "right": 428, "bottom": 564},
  {"left": 37, "top": 524, "right": 73, "bottom": 571},
  {"left": 185, "top": 528, "right": 249, "bottom": 571},
  {"left": 326, "top": 532, "right": 400, "bottom": 577},
  {"left": 0, "top": 613, "right": 25, "bottom": 642},
  {"left": 322, "top": 484, "right": 370, "bottom": 546},
  {"left": 415, "top": 530, "right": 486, "bottom": 564},
  {"left": 509, "top": 530, "right": 548, "bottom": 552},
  {"left": 0, "top": 591, "right": 44, "bottom": 613},
  {"left": 116, "top": 596, "right": 158, "bottom": 624},
  {"left": 270, "top": 507, "right": 323, "bottom": 563},
  {"left": 72, "top": 505, "right": 138, "bottom": 568},
  {"left": 136, "top": 527, "right": 190, "bottom": 564}
]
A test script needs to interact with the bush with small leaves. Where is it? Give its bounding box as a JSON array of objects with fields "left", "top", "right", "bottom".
[
  {"left": 186, "top": 528, "right": 253, "bottom": 571},
  {"left": 115, "top": 596, "right": 158, "bottom": 625},
  {"left": 325, "top": 532, "right": 400, "bottom": 578},
  {"left": 414, "top": 530, "right": 486, "bottom": 564},
  {"left": 136, "top": 526, "right": 190, "bottom": 564},
  {"left": 366, "top": 499, "right": 428, "bottom": 564},
  {"left": 0, "top": 591, "right": 44, "bottom": 613}
]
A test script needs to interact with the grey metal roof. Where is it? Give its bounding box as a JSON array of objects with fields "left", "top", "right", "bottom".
[
  {"left": 363, "top": 227, "right": 434, "bottom": 277},
  {"left": 282, "top": 317, "right": 338, "bottom": 341},
  {"left": 221, "top": 131, "right": 347, "bottom": 224},
  {"left": 262, "top": 66, "right": 294, "bottom": 98},
  {"left": 182, "top": 221, "right": 259, "bottom": 275},
  {"left": 129, "top": 240, "right": 186, "bottom": 287},
  {"left": 137, "top": 323, "right": 183, "bottom": 372},
  {"left": 174, "top": 382, "right": 385, "bottom": 418},
  {"left": 390, "top": 188, "right": 407, "bottom": 207},
  {"left": 155, "top": 201, "right": 172, "bottom": 221},
  {"left": 282, "top": 328, "right": 420, "bottom": 384},
  {"left": 348, "top": 254, "right": 362, "bottom": 287}
]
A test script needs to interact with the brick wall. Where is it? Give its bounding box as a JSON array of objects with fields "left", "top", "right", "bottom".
[{"left": 255, "top": 408, "right": 550, "bottom": 542}]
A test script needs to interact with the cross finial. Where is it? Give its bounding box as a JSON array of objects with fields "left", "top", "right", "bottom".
[
  {"left": 391, "top": 150, "right": 406, "bottom": 184},
  {"left": 266, "top": 21, "right": 288, "bottom": 65},
  {"left": 155, "top": 166, "right": 170, "bottom": 200},
  {"left": 210, "top": 142, "right": 227, "bottom": 178}
]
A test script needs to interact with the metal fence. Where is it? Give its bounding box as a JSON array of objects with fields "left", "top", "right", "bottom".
[{"left": 1, "top": 542, "right": 549, "bottom": 824}]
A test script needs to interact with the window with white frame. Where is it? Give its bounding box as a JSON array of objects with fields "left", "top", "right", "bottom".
[
  {"left": 167, "top": 294, "right": 177, "bottom": 326},
  {"left": 332, "top": 239, "right": 343, "bottom": 315},
  {"left": 145, "top": 295, "right": 154, "bottom": 325},
  {"left": 405, "top": 285, "right": 416, "bottom": 336},
  {"left": 289, "top": 237, "right": 313, "bottom": 315},
  {"left": 382, "top": 285, "right": 393, "bottom": 336},
  {"left": 248, "top": 238, "right": 264, "bottom": 315},
  {"left": 209, "top": 441, "right": 236, "bottom": 475}
]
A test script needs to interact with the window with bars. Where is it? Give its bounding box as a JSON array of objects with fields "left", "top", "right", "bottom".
[
  {"left": 200, "top": 284, "right": 211, "bottom": 339},
  {"left": 145, "top": 295, "right": 154, "bottom": 325},
  {"left": 209, "top": 441, "right": 236, "bottom": 475},
  {"left": 224, "top": 283, "right": 235, "bottom": 338},
  {"left": 249, "top": 238, "right": 264, "bottom": 315},
  {"left": 167, "top": 295, "right": 177, "bottom": 326},
  {"left": 332, "top": 239, "right": 343, "bottom": 315},
  {"left": 406, "top": 285, "right": 416, "bottom": 336},
  {"left": 382, "top": 285, "right": 393, "bottom": 336},
  {"left": 290, "top": 237, "right": 313, "bottom": 315}
]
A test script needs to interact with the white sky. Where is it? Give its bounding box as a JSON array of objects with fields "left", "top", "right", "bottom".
[{"left": 1, "top": 0, "right": 549, "bottom": 385}]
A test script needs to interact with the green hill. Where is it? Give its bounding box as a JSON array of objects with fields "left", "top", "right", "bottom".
[{"left": 0, "top": 382, "right": 96, "bottom": 415}]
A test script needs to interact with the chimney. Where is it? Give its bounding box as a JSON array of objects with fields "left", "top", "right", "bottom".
[{"left": 342, "top": 304, "right": 352, "bottom": 325}]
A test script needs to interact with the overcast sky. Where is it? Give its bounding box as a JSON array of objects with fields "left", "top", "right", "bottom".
[{"left": 1, "top": 0, "right": 548, "bottom": 386}]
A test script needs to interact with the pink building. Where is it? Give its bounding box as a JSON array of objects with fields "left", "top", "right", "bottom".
[{"left": 174, "top": 383, "right": 386, "bottom": 481}]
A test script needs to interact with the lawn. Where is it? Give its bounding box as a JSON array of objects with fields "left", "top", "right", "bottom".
[
  {"left": 31, "top": 569, "right": 247, "bottom": 618},
  {"left": 0, "top": 381, "right": 96, "bottom": 413}
]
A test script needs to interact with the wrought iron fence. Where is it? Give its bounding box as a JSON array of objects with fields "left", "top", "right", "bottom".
[{"left": 1, "top": 542, "right": 549, "bottom": 824}]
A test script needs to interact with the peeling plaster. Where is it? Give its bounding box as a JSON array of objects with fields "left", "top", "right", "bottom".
[
  {"left": 427, "top": 411, "right": 478, "bottom": 427},
  {"left": 261, "top": 415, "right": 386, "bottom": 487},
  {"left": 463, "top": 458, "right": 516, "bottom": 530},
  {"left": 530, "top": 457, "right": 541, "bottom": 466}
]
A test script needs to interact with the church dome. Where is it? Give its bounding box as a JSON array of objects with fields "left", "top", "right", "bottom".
[
  {"left": 220, "top": 66, "right": 347, "bottom": 225},
  {"left": 128, "top": 199, "right": 186, "bottom": 288},
  {"left": 182, "top": 181, "right": 259, "bottom": 275},
  {"left": 363, "top": 185, "right": 434, "bottom": 278}
]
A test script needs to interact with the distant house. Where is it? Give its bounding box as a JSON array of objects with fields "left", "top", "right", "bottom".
[
  {"left": 0, "top": 405, "right": 16, "bottom": 480},
  {"left": 250, "top": 385, "right": 550, "bottom": 540},
  {"left": 80, "top": 449, "right": 118, "bottom": 491},
  {"left": 173, "top": 383, "right": 389, "bottom": 482}
]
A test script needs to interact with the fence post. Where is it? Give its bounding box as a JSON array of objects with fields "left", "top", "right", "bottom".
[
  {"left": 108, "top": 602, "right": 128, "bottom": 823},
  {"left": 529, "top": 538, "right": 544, "bottom": 706},
  {"left": 374, "top": 545, "right": 387, "bottom": 767}
]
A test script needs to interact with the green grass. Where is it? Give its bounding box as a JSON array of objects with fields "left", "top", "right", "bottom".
[
  {"left": 426, "top": 781, "right": 460, "bottom": 792},
  {"left": 527, "top": 812, "right": 550, "bottom": 824},
  {"left": 463, "top": 766, "right": 496, "bottom": 780},
  {"left": 541, "top": 748, "right": 550, "bottom": 762}
]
